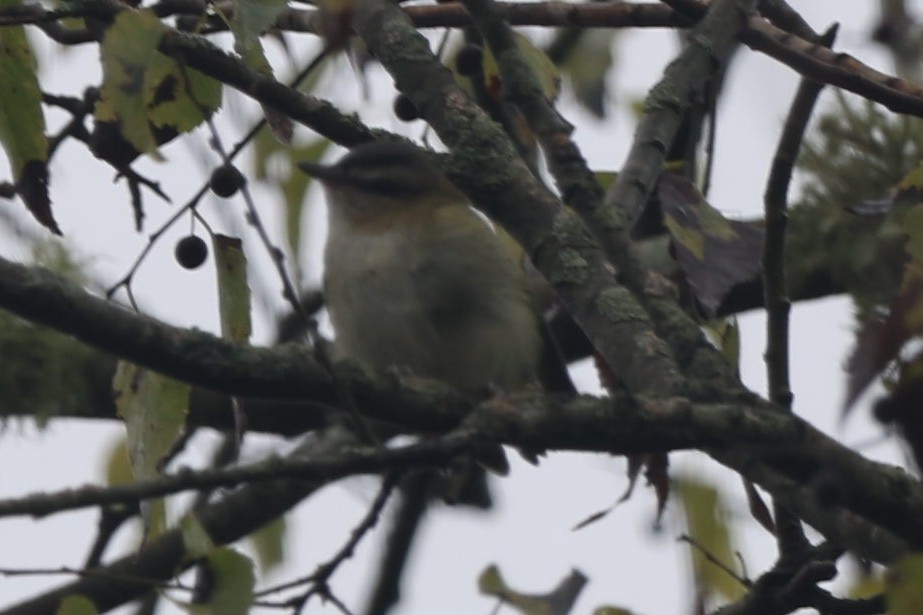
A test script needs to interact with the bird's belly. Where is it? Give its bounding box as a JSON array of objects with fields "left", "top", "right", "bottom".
[{"left": 325, "top": 241, "right": 538, "bottom": 389}]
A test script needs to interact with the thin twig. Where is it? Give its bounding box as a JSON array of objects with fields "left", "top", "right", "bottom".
[
  {"left": 257, "top": 473, "right": 400, "bottom": 615},
  {"left": 762, "top": 23, "right": 837, "bottom": 560},
  {"left": 0, "top": 436, "right": 470, "bottom": 519}
]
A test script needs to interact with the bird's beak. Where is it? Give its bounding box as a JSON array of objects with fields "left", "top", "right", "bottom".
[{"left": 297, "top": 160, "right": 343, "bottom": 184}]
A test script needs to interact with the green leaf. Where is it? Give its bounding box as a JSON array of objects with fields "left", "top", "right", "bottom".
[
  {"left": 283, "top": 139, "right": 330, "bottom": 263},
  {"left": 677, "top": 477, "right": 745, "bottom": 602},
  {"left": 703, "top": 318, "right": 740, "bottom": 372},
  {"left": 181, "top": 513, "right": 215, "bottom": 559},
  {"left": 252, "top": 135, "right": 331, "bottom": 270},
  {"left": 104, "top": 437, "right": 133, "bottom": 486},
  {"left": 96, "top": 9, "right": 166, "bottom": 156},
  {"left": 113, "top": 361, "right": 189, "bottom": 536},
  {"left": 229, "top": 0, "right": 287, "bottom": 51},
  {"left": 478, "top": 565, "right": 587, "bottom": 615},
  {"left": 0, "top": 0, "right": 55, "bottom": 233},
  {"left": 212, "top": 235, "right": 252, "bottom": 343},
  {"left": 228, "top": 0, "right": 292, "bottom": 143},
  {"left": 247, "top": 516, "right": 287, "bottom": 572},
  {"left": 190, "top": 549, "right": 256, "bottom": 615},
  {"left": 145, "top": 53, "right": 222, "bottom": 133},
  {"left": 55, "top": 595, "right": 98, "bottom": 615},
  {"left": 560, "top": 30, "right": 615, "bottom": 118},
  {"left": 886, "top": 554, "right": 923, "bottom": 615}
]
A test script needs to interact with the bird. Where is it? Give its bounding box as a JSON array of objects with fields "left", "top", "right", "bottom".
[{"left": 299, "top": 141, "right": 573, "bottom": 472}]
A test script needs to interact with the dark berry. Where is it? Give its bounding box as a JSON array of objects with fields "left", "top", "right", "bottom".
[
  {"left": 393, "top": 94, "right": 419, "bottom": 122},
  {"left": 455, "top": 44, "right": 483, "bottom": 77},
  {"left": 175, "top": 235, "right": 208, "bottom": 269},
  {"left": 209, "top": 164, "right": 245, "bottom": 198},
  {"left": 872, "top": 396, "right": 899, "bottom": 424}
]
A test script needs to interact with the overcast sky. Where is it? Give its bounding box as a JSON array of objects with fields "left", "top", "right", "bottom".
[{"left": 0, "top": 2, "right": 909, "bottom": 614}]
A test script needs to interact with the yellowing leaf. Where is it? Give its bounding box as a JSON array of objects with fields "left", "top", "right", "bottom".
[
  {"left": 230, "top": 0, "right": 287, "bottom": 51},
  {"left": 212, "top": 235, "right": 252, "bottom": 343},
  {"left": 847, "top": 568, "right": 885, "bottom": 599},
  {"left": 181, "top": 513, "right": 215, "bottom": 559},
  {"left": 96, "top": 10, "right": 166, "bottom": 156},
  {"left": 898, "top": 161, "right": 923, "bottom": 193},
  {"left": 478, "top": 565, "right": 587, "bottom": 615},
  {"left": 0, "top": 0, "right": 55, "bottom": 233},
  {"left": 663, "top": 212, "right": 705, "bottom": 259},
  {"left": 482, "top": 33, "right": 560, "bottom": 102},
  {"left": 677, "top": 477, "right": 745, "bottom": 602},
  {"left": 145, "top": 54, "right": 221, "bottom": 133},
  {"left": 190, "top": 548, "right": 255, "bottom": 615},
  {"left": 228, "top": 0, "right": 292, "bottom": 142},
  {"left": 113, "top": 361, "right": 189, "bottom": 538},
  {"left": 247, "top": 516, "right": 287, "bottom": 572},
  {"left": 703, "top": 318, "right": 740, "bottom": 372},
  {"left": 55, "top": 595, "right": 98, "bottom": 615},
  {"left": 886, "top": 554, "right": 923, "bottom": 615},
  {"left": 561, "top": 30, "right": 615, "bottom": 118},
  {"left": 104, "top": 437, "right": 133, "bottom": 487}
]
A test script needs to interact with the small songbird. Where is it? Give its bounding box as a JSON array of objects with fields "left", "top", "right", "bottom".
[
  {"left": 300, "top": 142, "right": 572, "bottom": 487},
  {"left": 300, "top": 141, "right": 573, "bottom": 399}
]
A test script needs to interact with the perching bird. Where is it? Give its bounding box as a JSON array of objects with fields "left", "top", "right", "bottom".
[{"left": 300, "top": 141, "right": 573, "bottom": 471}]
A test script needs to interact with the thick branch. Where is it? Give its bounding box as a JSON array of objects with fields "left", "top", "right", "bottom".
[
  {"left": 353, "top": 0, "right": 689, "bottom": 402},
  {"left": 2, "top": 255, "right": 922, "bottom": 564}
]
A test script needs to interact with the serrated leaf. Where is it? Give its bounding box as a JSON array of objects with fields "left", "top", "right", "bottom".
[
  {"left": 659, "top": 174, "right": 764, "bottom": 316},
  {"left": 886, "top": 554, "right": 923, "bottom": 615},
  {"left": 212, "top": 235, "right": 251, "bottom": 343},
  {"left": 113, "top": 361, "right": 189, "bottom": 537},
  {"left": 96, "top": 9, "right": 166, "bottom": 156},
  {"left": 0, "top": 1, "right": 54, "bottom": 234},
  {"left": 55, "top": 595, "right": 98, "bottom": 615},
  {"left": 247, "top": 516, "right": 286, "bottom": 572},
  {"left": 677, "top": 477, "right": 745, "bottom": 602}
]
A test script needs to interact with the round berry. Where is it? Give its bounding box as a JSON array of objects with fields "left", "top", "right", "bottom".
[
  {"left": 393, "top": 94, "right": 420, "bottom": 122},
  {"left": 175, "top": 235, "right": 208, "bottom": 270},
  {"left": 872, "top": 395, "right": 899, "bottom": 424},
  {"left": 209, "top": 164, "right": 246, "bottom": 198},
  {"left": 455, "top": 44, "right": 483, "bottom": 77}
]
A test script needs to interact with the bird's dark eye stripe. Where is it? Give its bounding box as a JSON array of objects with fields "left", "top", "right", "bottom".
[{"left": 353, "top": 177, "right": 423, "bottom": 198}]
